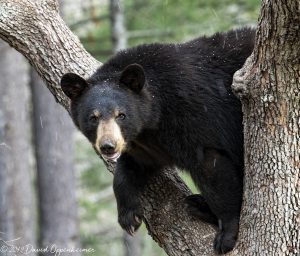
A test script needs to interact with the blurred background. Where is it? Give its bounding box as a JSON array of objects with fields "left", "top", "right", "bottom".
[{"left": 0, "top": 0, "right": 259, "bottom": 255}]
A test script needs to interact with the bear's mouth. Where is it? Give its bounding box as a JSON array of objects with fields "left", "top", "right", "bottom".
[{"left": 101, "top": 152, "right": 121, "bottom": 162}]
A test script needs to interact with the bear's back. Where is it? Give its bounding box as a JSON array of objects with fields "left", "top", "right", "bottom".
[{"left": 89, "top": 28, "right": 255, "bottom": 169}]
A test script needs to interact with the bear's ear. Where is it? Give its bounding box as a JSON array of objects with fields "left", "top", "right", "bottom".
[
  {"left": 120, "top": 64, "right": 145, "bottom": 93},
  {"left": 60, "top": 73, "right": 89, "bottom": 100}
]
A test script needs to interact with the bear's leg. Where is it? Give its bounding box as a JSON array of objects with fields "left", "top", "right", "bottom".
[
  {"left": 213, "top": 217, "right": 240, "bottom": 254},
  {"left": 191, "top": 148, "right": 243, "bottom": 254},
  {"left": 113, "top": 153, "right": 152, "bottom": 235}
]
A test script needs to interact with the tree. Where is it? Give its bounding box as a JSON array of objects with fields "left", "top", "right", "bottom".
[
  {"left": 110, "top": 0, "right": 127, "bottom": 52},
  {"left": 30, "top": 69, "right": 81, "bottom": 254},
  {"left": 29, "top": 0, "right": 81, "bottom": 253},
  {"left": 0, "top": 41, "right": 36, "bottom": 255},
  {"left": 231, "top": 1, "right": 300, "bottom": 254},
  {"left": 0, "top": 0, "right": 298, "bottom": 255}
]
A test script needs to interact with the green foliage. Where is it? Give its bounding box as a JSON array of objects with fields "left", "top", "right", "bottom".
[
  {"left": 125, "top": 0, "right": 258, "bottom": 43},
  {"left": 76, "top": 0, "right": 259, "bottom": 60},
  {"left": 179, "top": 172, "right": 198, "bottom": 193}
]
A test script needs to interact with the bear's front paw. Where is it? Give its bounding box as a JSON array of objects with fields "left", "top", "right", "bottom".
[
  {"left": 118, "top": 206, "right": 143, "bottom": 236},
  {"left": 213, "top": 230, "right": 236, "bottom": 254}
]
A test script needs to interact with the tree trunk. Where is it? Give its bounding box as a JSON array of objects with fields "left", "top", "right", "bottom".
[
  {"left": 0, "top": 41, "right": 13, "bottom": 248},
  {"left": 123, "top": 232, "right": 141, "bottom": 256},
  {"left": 29, "top": 0, "right": 81, "bottom": 253},
  {"left": 231, "top": 1, "right": 300, "bottom": 255},
  {"left": 0, "top": 41, "right": 36, "bottom": 255},
  {"left": 109, "top": 0, "right": 127, "bottom": 52},
  {"left": 0, "top": 0, "right": 299, "bottom": 255},
  {"left": 30, "top": 69, "right": 81, "bottom": 254}
]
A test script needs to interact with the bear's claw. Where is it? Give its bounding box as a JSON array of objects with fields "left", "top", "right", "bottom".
[
  {"left": 118, "top": 208, "right": 143, "bottom": 235},
  {"left": 213, "top": 230, "right": 237, "bottom": 254}
]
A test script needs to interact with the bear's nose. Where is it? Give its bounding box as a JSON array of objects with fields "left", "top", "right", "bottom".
[{"left": 100, "top": 140, "right": 116, "bottom": 155}]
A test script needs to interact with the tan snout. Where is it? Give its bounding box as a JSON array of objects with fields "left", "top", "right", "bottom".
[{"left": 94, "top": 119, "right": 125, "bottom": 160}]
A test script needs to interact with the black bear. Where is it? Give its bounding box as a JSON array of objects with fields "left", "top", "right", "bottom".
[{"left": 61, "top": 27, "right": 255, "bottom": 254}]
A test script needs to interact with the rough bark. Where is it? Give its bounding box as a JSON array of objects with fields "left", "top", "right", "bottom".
[
  {"left": 0, "top": 41, "right": 36, "bottom": 255},
  {"left": 0, "top": 1, "right": 215, "bottom": 255},
  {"left": 30, "top": 69, "right": 81, "bottom": 255},
  {"left": 231, "top": 1, "right": 300, "bottom": 255}
]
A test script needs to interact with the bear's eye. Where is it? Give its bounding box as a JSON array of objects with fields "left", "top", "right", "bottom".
[
  {"left": 89, "top": 114, "right": 100, "bottom": 123},
  {"left": 116, "top": 113, "right": 126, "bottom": 120}
]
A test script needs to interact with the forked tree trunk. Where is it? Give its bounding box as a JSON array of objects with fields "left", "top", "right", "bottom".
[
  {"left": 0, "top": 0, "right": 299, "bottom": 255},
  {"left": 231, "top": 1, "right": 300, "bottom": 254}
]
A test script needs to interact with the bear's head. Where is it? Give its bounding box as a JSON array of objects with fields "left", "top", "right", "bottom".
[{"left": 61, "top": 64, "right": 154, "bottom": 162}]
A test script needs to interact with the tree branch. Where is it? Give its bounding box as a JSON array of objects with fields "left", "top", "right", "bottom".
[
  {"left": 0, "top": 1, "right": 215, "bottom": 255},
  {"left": 0, "top": 0, "right": 99, "bottom": 110}
]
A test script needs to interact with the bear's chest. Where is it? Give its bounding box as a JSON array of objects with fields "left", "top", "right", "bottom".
[{"left": 128, "top": 140, "right": 174, "bottom": 169}]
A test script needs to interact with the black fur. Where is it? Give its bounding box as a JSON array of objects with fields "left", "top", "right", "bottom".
[{"left": 61, "top": 27, "right": 255, "bottom": 254}]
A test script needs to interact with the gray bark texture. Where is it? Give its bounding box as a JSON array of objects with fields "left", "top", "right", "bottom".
[
  {"left": 231, "top": 1, "right": 300, "bottom": 255},
  {"left": 30, "top": 68, "right": 81, "bottom": 255},
  {"left": 0, "top": 0, "right": 299, "bottom": 255},
  {"left": 0, "top": 41, "right": 36, "bottom": 255}
]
